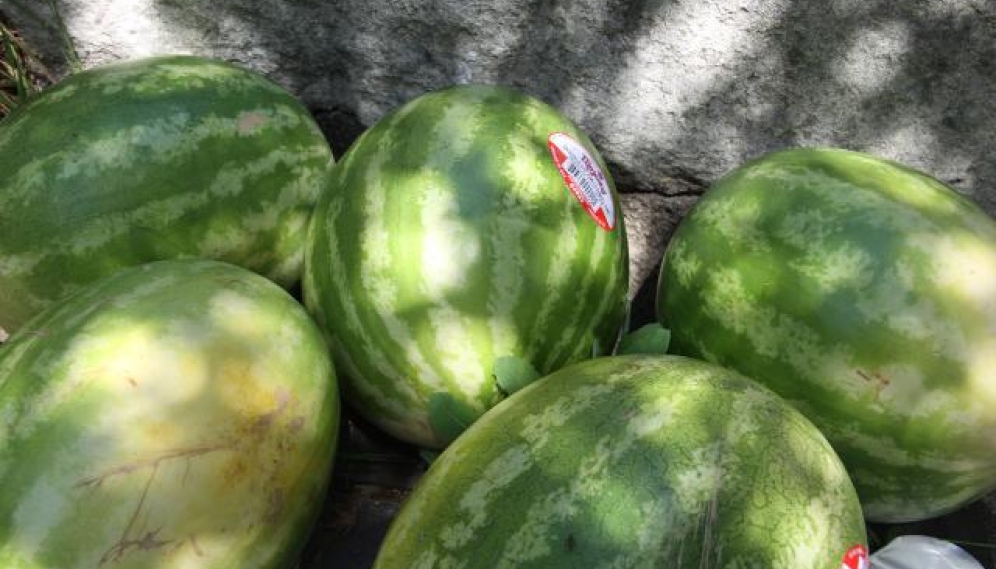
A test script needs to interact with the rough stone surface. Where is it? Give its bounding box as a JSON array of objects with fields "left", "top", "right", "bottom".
[{"left": 4, "top": 0, "right": 996, "bottom": 564}]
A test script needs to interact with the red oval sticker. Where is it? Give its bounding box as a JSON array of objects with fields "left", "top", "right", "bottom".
[
  {"left": 841, "top": 544, "right": 869, "bottom": 569},
  {"left": 548, "top": 132, "right": 615, "bottom": 231}
]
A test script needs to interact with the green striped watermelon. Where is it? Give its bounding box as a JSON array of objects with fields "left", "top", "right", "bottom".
[
  {"left": 374, "top": 355, "right": 868, "bottom": 568},
  {"left": 303, "top": 84, "right": 629, "bottom": 448},
  {"left": 657, "top": 147, "right": 996, "bottom": 522},
  {"left": 0, "top": 55, "right": 333, "bottom": 336},
  {"left": 0, "top": 259, "right": 339, "bottom": 569}
]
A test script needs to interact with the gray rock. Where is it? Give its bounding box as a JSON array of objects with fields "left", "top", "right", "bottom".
[{"left": 620, "top": 190, "right": 696, "bottom": 298}]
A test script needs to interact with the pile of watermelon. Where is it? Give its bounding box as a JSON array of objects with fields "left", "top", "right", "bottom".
[{"left": 0, "top": 54, "right": 992, "bottom": 568}]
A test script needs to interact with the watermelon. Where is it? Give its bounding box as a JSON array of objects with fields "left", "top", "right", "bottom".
[
  {"left": 374, "top": 355, "right": 868, "bottom": 568},
  {"left": 303, "top": 84, "right": 629, "bottom": 448},
  {"left": 0, "top": 259, "right": 339, "bottom": 568},
  {"left": 657, "top": 147, "right": 996, "bottom": 522},
  {"left": 0, "top": 55, "right": 334, "bottom": 336}
]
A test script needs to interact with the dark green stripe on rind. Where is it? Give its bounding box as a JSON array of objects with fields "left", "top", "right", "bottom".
[
  {"left": 374, "top": 355, "right": 866, "bottom": 568},
  {"left": 304, "top": 85, "right": 628, "bottom": 448},
  {"left": 0, "top": 55, "right": 334, "bottom": 334},
  {"left": 657, "top": 147, "right": 996, "bottom": 522}
]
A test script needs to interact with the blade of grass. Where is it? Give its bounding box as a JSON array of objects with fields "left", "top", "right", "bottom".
[
  {"left": 2, "top": 26, "right": 29, "bottom": 100},
  {"left": 0, "top": 90, "right": 16, "bottom": 116},
  {"left": 0, "top": 23, "right": 29, "bottom": 116},
  {"left": 0, "top": 58, "right": 14, "bottom": 79},
  {"left": 0, "top": 8, "right": 59, "bottom": 119},
  {"left": 45, "top": 0, "right": 81, "bottom": 73},
  {"left": 3, "top": 0, "right": 81, "bottom": 74}
]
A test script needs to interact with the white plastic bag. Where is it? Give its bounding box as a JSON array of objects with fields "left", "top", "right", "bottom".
[{"left": 870, "top": 535, "right": 984, "bottom": 569}]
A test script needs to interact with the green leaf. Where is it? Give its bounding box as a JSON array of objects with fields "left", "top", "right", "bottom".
[
  {"left": 493, "top": 355, "right": 541, "bottom": 396},
  {"left": 616, "top": 323, "right": 671, "bottom": 355},
  {"left": 427, "top": 392, "right": 480, "bottom": 445}
]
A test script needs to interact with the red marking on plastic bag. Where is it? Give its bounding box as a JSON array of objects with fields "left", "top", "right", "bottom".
[{"left": 840, "top": 544, "right": 869, "bottom": 569}]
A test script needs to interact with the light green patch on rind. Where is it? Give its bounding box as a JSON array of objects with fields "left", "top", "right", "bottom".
[
  {"left": 0, "top": 259, "right": 339, "bottom": 569},
  {"left": 374, "top": 355, "right": 866, "bottom": 569},
  {"left": 658, "top": 147, "right": 996, "bottom": 522},
  {"left": 304, "top": 85, "right": 628, "bottom": 448},
  {"left": 0, "top": 55, "right": 334, "bottom": 334}
]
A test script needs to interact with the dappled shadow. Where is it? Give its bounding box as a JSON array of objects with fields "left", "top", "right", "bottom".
[
  {"left": 373, "top": 355, "right": 867, "bottom": 567},
  {"left": 0, "top": 261, "right": 339, "bottom": 567},
  {"left": 8, "top": 0, "right": 993, "bottom": 301},
  {"left": 652, "top": 2, "right": 996, "bottom": 205},
  {"left": 5, "top": 0, "right": 996, "bottom": 563},
  {"left": 9, "top": 1, "right": 993, "bottom": 209},
  {"left": 127, "top": 0, "right": 993, "bottom": 307},
  {"left": 302, "top": 84, "right": 629, "bottom": 448},
  {"left": 654, "top": 148, "right": 996, "bottom": 557}
]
